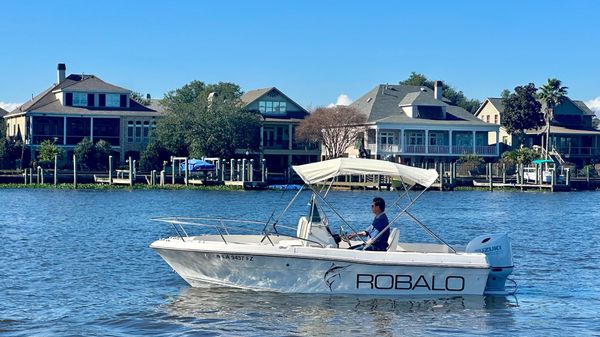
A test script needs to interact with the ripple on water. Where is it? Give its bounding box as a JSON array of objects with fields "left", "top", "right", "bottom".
[{"left": 1, "top": 189, "right": 599, "bottom": 335}]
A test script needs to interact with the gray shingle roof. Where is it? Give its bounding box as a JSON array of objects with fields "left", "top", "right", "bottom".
[
  {"left": 240, "top": 87, "right": 274, "bottom": 105},
  {"left": 58, "top": 75, "right": 130, "bottom": 93},
  {"left": 0, "top": 107, "right": 8, "bottom": 117},
  {"left": 572, "top": 100, "right": 595, "bottom": 116},
  {"left": 6, "top": 74, "right": 158, "bottom": 117},
  {"left": 399, "top": 91, "right": 448, "bottom": 107},
  {"left": 351, "top": 84, "right": 491, "bottom": 127},
  {"left": 482, "top": 96, "right": 594, "bottom": 117}
]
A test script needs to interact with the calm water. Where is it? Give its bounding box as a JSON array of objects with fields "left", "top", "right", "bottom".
[{"left": 1, "top": 188, "right": 599, "bottom": 336}]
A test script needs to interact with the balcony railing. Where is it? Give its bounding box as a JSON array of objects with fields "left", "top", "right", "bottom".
[
  {"left": 476, "top": 145, "right": 497, "bottom": 155},
  {"left": 263, "top": 140, "right": 289, "bottom": 150},
  {"left": 428, "top": 145, "right": 450, "bottom": 154},
  {"left": 556, "top": 146, "right": 600, "bottom": 156},
  {"left": 367, "top": 144, "right": 498, "bottom": 155}
]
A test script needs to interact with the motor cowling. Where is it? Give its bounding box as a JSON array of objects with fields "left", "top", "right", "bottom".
[{"left": 466, "top": 234, "right": 514, "bottom": 294}]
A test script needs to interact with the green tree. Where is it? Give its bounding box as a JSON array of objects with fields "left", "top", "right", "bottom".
[
  {"left": 400, "top": 72, "right": 482, "bottom": 113},
  {"left": 501, "top": 147, "right": 539, "bottom": 165},
  {"left": 153, "top": 80, "right": 261, "bottom": 159},
  {"left": 140, "top": 139, "right": 171, "bottom": 171},
  {"left": 37, "top": 140, "right": 63, "bottom": 167},
  {"left": 501, "top": 83, "right": 544, "bottom": 145},
  {"left": 74, "top": 137, "right": 94, "bottom": 169},
  {"left": 501, "top": 89, "right": 511, "bottom": 99},
  {"left": 130, "top": 91, "right": 152, "bottom": 106},
  {"left": 0, "top": 120, "right": 23, "bottom": 168},
  {"left": 538, "top": 78, "right": 568, "bottom": 158},
  {"left": 94, "top": 139, "right": 113, "bottom": 169}
]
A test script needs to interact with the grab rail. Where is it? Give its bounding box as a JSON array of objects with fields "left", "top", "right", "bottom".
[{"left": 152, "top": 217, "right": 325, "bottom": 247}]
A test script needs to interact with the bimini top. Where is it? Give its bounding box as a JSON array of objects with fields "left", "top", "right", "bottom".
[{"left": 292, "top": 158, "right": 439, "bottom": 187}]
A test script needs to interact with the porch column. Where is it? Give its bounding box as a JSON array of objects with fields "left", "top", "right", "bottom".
[
  {"left": 449, "top": 130, "right": 453, "bottom": 154},
  {"left": 375, "top": 127, "right": 379, "bottom": 157},
  {"left": 259, "top": 126, "right": 264, "bottom": 161},
  {"left": 288, "top": 124, "right": 293, "bottom": 150},
  {"left": 495, "top": 130, "right": 500, "bottom": 156},
  {"left": 63, "top": 117, "right": 67, "bottom": 145},
  {"left": 400, "top": 129, "right": 405, "bottom": 153},
  {"left": 90, "top": 117, "right": 94, "bottom": 143},
  {"left": 472, "top": 130, "right": 476, "bottom": 154},
  {"left": 425, "top": 129, "right": 429, "bottom": 154}
]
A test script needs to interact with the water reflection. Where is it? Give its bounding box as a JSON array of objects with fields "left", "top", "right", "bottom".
[{"left": 164, "top": 286, "right": 517, "bottom": 335}]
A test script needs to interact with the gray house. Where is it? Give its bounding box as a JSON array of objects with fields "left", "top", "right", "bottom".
[
  {"left": 241, "top": 87, "right": 319, "bottom": 181},
  {"left": 350, "top": 81, "right": 499, "bottom": 165}
]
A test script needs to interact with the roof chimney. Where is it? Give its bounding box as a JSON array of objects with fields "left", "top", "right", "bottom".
[
  {"left": 57, "top": 63, "right": 66, "bottom": 83},
  {"left": 434, "top": 80, "right": 443, "bottom": 100}
]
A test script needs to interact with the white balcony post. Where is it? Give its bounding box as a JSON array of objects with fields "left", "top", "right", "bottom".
[
  {"left": 90, "top": 117, "right": 94, "bottom": 143},
  {"left": 375, "top": 127, "right": 379, "bottom": 156},
  {"left": 288, "top": 124, "right": 293, "bottom": 150},
  {"left": 425, "top": 130, "right": 429, "bottom": 154},
  {"left": 400, "top": 129, "right": 404, "bottom": 153},
  {"left": 472, "top": 130, "right": 476, "bottom": 154},
  {"left": 449, "top": 130, "right": 453, "bottom": 154},
  {"left": 63, "top": 116, "right": 67, "bottom": 145},
  {"left": 495, "top": 130, "right": 500, "bottom": 156}
]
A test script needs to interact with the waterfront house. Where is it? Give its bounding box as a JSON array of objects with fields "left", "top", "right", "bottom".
[
  {"left": 476, "top": 97, "right": 600, "bottom": 166},
  {"left": 349, "top": 81, "right": 500, "bottom": 165},
  {"left": 241, "top": 87, "right": 320, "bottom": 180},
  {"left": 3, "top": 64, "right": 162, "bottom": 164}
]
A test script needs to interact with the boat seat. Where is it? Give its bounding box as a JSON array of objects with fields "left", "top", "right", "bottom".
[
  {"left": 297, "top": 216, "right": 309, "bottom": 239},
  {"left": 387, "top": 228, "right": 402, "bottom": 252}
]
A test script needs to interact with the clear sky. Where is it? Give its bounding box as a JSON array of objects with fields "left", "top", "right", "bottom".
[{"left": 1, "top": 0, "right": 599, "bottom": 113}]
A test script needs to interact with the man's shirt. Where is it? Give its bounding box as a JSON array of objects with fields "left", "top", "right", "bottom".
[{"left": 365, "top": 212, "right": 390, "bottom": 251}]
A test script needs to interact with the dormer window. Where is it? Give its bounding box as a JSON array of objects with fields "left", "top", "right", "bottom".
[
  {"left": 106, "top": 94, "right": 121, "bottom": 107},
  {"left": 72, "top": 92, "right": 88, "bottom": 106},
  {"left": 259, "top": 100, "right": 287, "bottom": 114}
]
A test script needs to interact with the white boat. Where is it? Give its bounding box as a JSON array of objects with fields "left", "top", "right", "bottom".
[{"left": 151, "top": 158, "right": 516, "bottom": 296}]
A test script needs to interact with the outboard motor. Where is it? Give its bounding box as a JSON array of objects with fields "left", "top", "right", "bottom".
[{"left": 466, "top": 234, "right": 514, "bottom": 295}]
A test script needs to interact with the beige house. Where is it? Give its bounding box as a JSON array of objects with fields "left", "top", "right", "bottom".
[
  {"left": 3, "top": 64, "right": 162, "bottom": 164},
  {"left": 476, "top": 97, "right": 600, "bottom": 166},
  {"left": 474, "top": 98, "right": 515, "bottom": 149}
]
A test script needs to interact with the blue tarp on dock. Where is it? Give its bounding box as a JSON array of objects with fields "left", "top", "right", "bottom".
[{"left": 180, "top": 159, "right": 216, "bottom": 172}]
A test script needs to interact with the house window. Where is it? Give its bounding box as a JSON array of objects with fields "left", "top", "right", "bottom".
[
  {"left": 380, "top": 131, "right": 394, "bottom": 144},
  {"left": 258, "top": 101, "right": 287, "bottom": 114},
  {"left": 127, "top": 121, "right": 134, "bottom": 143},
  {"left": 494, "top": 115, "right": 499, "bottom": 124},
  {"left": 486, "top": 115, "right": 490, "bottom": 123},
  {"left": 72, "top": 92, "right": 88, "bottom": 106},
  {"left": 143, "top": 121, "right": 150, "bottom": 142},
  {"left": 135, "top": 121, "right": 142, "bottom": 142},
  {"left": 106, "top": 94, "right": 121, "bottom": 107},
  {"left": 408, "top": 132, "right": 424, "bottom": 145},
  {"left": 429, "top": 132, "right": 443, "bottom": 145}
]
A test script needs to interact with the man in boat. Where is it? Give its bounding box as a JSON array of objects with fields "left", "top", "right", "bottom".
[{"left": 347, "top": 197, "right": 390, "bottom": 251}]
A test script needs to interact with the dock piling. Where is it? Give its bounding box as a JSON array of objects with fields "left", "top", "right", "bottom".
[
  {"left": 73, "top": 154, "right": 77, "bottom": 189},
  {"left": 54, "top": 155, "right": 58, "bottom": 186}
]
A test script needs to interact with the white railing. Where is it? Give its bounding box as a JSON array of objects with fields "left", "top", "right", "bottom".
[
  {"left": 405, "top": 145, "right": 426, "bottom": 153},
  {"left": 475, "top": 145, "right": 497, "bottom": 155}
]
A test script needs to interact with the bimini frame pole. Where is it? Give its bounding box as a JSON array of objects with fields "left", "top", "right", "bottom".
[
  {"left": 363, "top": 180, "right": 457, "bottom": 253},
  {"left": 260, "top": 185, "right": 305, "bottom": 244},
  {"left": 306, "top": 183, "right": 367, "bottom": 245}
]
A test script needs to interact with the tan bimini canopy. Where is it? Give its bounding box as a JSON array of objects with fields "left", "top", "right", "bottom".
[{"left": 292, "top": 158, "right": 439, "bottom": 188}]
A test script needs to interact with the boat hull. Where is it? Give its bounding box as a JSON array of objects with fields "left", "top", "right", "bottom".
[{"left": 152, "top": 241, "right": 490, "bottom": 296}]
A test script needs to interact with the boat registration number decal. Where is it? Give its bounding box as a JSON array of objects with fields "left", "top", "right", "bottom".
[{"left": 214, "top": 254, "right": 254, "bottom": 261}]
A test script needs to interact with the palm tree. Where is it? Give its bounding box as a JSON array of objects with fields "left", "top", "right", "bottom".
[{"left": 538, "top": 78, "right": 568, "bottom": 159}]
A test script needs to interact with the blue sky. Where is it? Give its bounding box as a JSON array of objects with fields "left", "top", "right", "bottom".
[{"left": 1, "top": 0, "right": 599, "bottom": 113}]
